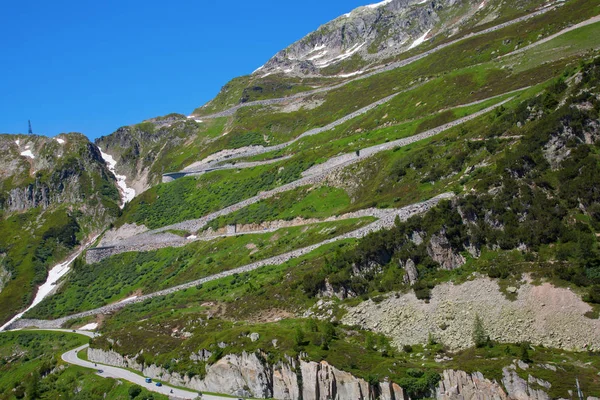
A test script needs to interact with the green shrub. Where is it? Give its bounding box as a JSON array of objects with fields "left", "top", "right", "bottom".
[{"left": 128, "top": 384, "right": 142, "bottom": 399}]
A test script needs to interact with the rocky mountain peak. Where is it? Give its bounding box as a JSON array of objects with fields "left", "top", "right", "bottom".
[{"left": 256, "top": 0, "right": 477, "bottom": 77}]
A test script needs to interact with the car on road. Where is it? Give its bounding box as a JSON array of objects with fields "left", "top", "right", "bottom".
[
  {"left": 97, "top": 369, "right": 103, "bottom": 373},
  {"left": 155, "top": 382, "right": 162, "bottom": 387},
  {"left": 145, "top": 377, "right": 152, "bottom": 383}
]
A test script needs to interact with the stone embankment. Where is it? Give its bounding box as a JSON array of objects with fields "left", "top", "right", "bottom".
[
  {"left": 192, "top": 6, "right": 553, "bottom": 121},
  {"left": 342, "top": 276, "right": 600, "bottom": 352},
  {"left": 16, "top": 193, "right": 453, "bottom": 329}
]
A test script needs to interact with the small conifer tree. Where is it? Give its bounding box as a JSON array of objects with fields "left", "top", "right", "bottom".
[{"left": 472, "top": 314, "right": 489, "bottom": 348}]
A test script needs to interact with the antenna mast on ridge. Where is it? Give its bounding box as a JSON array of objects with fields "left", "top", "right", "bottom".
[{"left": 28, "top": 120, "right": 33, "bottom": 135}]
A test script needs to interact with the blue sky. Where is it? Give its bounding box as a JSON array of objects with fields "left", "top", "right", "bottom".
[{"left": 0, "top": 0, "right": 372, "bottom": 140}]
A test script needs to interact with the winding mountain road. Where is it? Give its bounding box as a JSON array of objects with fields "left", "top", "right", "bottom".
[
  {"left": 11, "top": 329, "right": 229, "bottom": 400},
  {"left": 12, "top": 8, "right": 600, "bottom": 332},
  {"left": 63, "top": 344, "right": 208, "bottom": 399}
]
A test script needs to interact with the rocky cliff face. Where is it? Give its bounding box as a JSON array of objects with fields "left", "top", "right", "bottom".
[
  {"left": 257, "top": 0, "right": 477, "bottom": 77},
  {"left": 0, "top": 133, "right": 120, "bottom": 219},
  {"left": 87, "top": 347, "right": 409, "bottom": 400},
  {"left": 436, "top": 369, "right": 508, "bottom": 400},
  {"left": 94, "top": 116, "right": 207, "bottom": 193},
  {"left": 88, "top": 347, "right": 568, "bottom": 400}
]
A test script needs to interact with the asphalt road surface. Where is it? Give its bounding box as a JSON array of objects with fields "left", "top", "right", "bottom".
[{"left": 5, "top": 329, "right": 236, "bottom": 400}]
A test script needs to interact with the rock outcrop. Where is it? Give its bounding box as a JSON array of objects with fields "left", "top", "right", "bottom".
[
  {"left": 0, "top": 134, "right": 119, "bottom": 216},
  {"left": 0, "top": 263, "right": 10, "bottom": 294},
  {"left": 88, "top": 347, "right": 407, "bottom": 400},
  {"left": 437, "top": 370, "right": 508, "bottom": 400},
  {"left": 273, "top": 357, "right": 301, "bottom": 400},
  {"left": 427, "top": 232, "right": 466, "bottom": 270},
  {"left": 402, "top": 259, "right": 419, "bottom": 285},
  {"left": 502, "top": 367, "right": 550, "bottom": 400},
  {"left": 86, "top": 347, "right": 564, "bottom": 400},
  {"left": 258, "top": 0, "right": 481, "bottom": 77}
]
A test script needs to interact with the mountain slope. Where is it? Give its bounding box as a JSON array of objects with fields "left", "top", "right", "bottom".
[
  {"left": 3, "top": 0, "right": 600, "bottom": 399},
  {"left": 0, "top": 133, "right": 121, "bottom": 326}
]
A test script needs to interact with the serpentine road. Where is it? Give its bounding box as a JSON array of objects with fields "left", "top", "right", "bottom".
[{"left": 24, "top": 329, "right": 229, "bottom": 400}]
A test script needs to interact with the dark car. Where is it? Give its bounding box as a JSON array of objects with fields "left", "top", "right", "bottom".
[
  {"left": 155, "top": 382, "right": 162, "bottom": 387},
  {"left": 97, "top": 369, "right": 103, "bottom": 374}
]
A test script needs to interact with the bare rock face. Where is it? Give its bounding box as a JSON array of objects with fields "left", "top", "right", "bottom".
[
  {"left": 86, "top": 347, "right": 566, "bottom": 400},
  {"left": 437, "top": 369, "right": 508, "bottom": 400},
  {"left": 427, "top": 232, "right": 466, "bottom": 270},
  {"left": 258, "top": 0, "right": 478, "bottom": 77},
  {"left": 273, "top": 357, "right": 300, "bottom": 400},
  {"left": 0, "top": 263, "right": 10, "bottom": 294},
  {"left": 202, "top": 352, "right": 273, "bottom": 398},
  {"left": 301, "top": 360, "right": 372, "bottom": 400},
  {"left": 190, "top": 349, "right": 212, "bottom": 362},
  {"left": 501, "top": 367, "right": 550, "bottom": 400},
  {"left": 379, "top": 380, "right": 407, "bottom": 400},
  {"left": 88, "top": 347, "right": 394, "bottom": 399},
  {"left": 402, "top": 259, "right": 419, "bottom": 285}
]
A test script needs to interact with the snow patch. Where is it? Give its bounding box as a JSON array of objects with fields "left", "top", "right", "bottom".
[
  {"left": 15, "top": 140, "right": 20, "bottom": 146},
  {"left": 79, "top": 322, "right": 98, "bottom": 330},
  {"left": 186, "top": 235, "right": 197, "bottom": 240},
  {"left": 20, "top": 150, "right": 35, "bottom": 159},
  {"left": 409, "top": 29, "right": 432, "bottom": 49},
  {"left": 98, "top": 147, "right": 136, "bottom": 208},
  {"left": 315, "top": 42, "right": 366, "bottom": 68},
  {"left": 478, "top": 1, "right": 486, "bottom": 9},
  {"left": 0, "top": 235, "right": 99, "bottom": 331},
  {"left": 55, "top": 137, "right": 65, "bottom": 144},
  {"left": 307, "top": 50, "right": 328, "bottom": 61}
]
